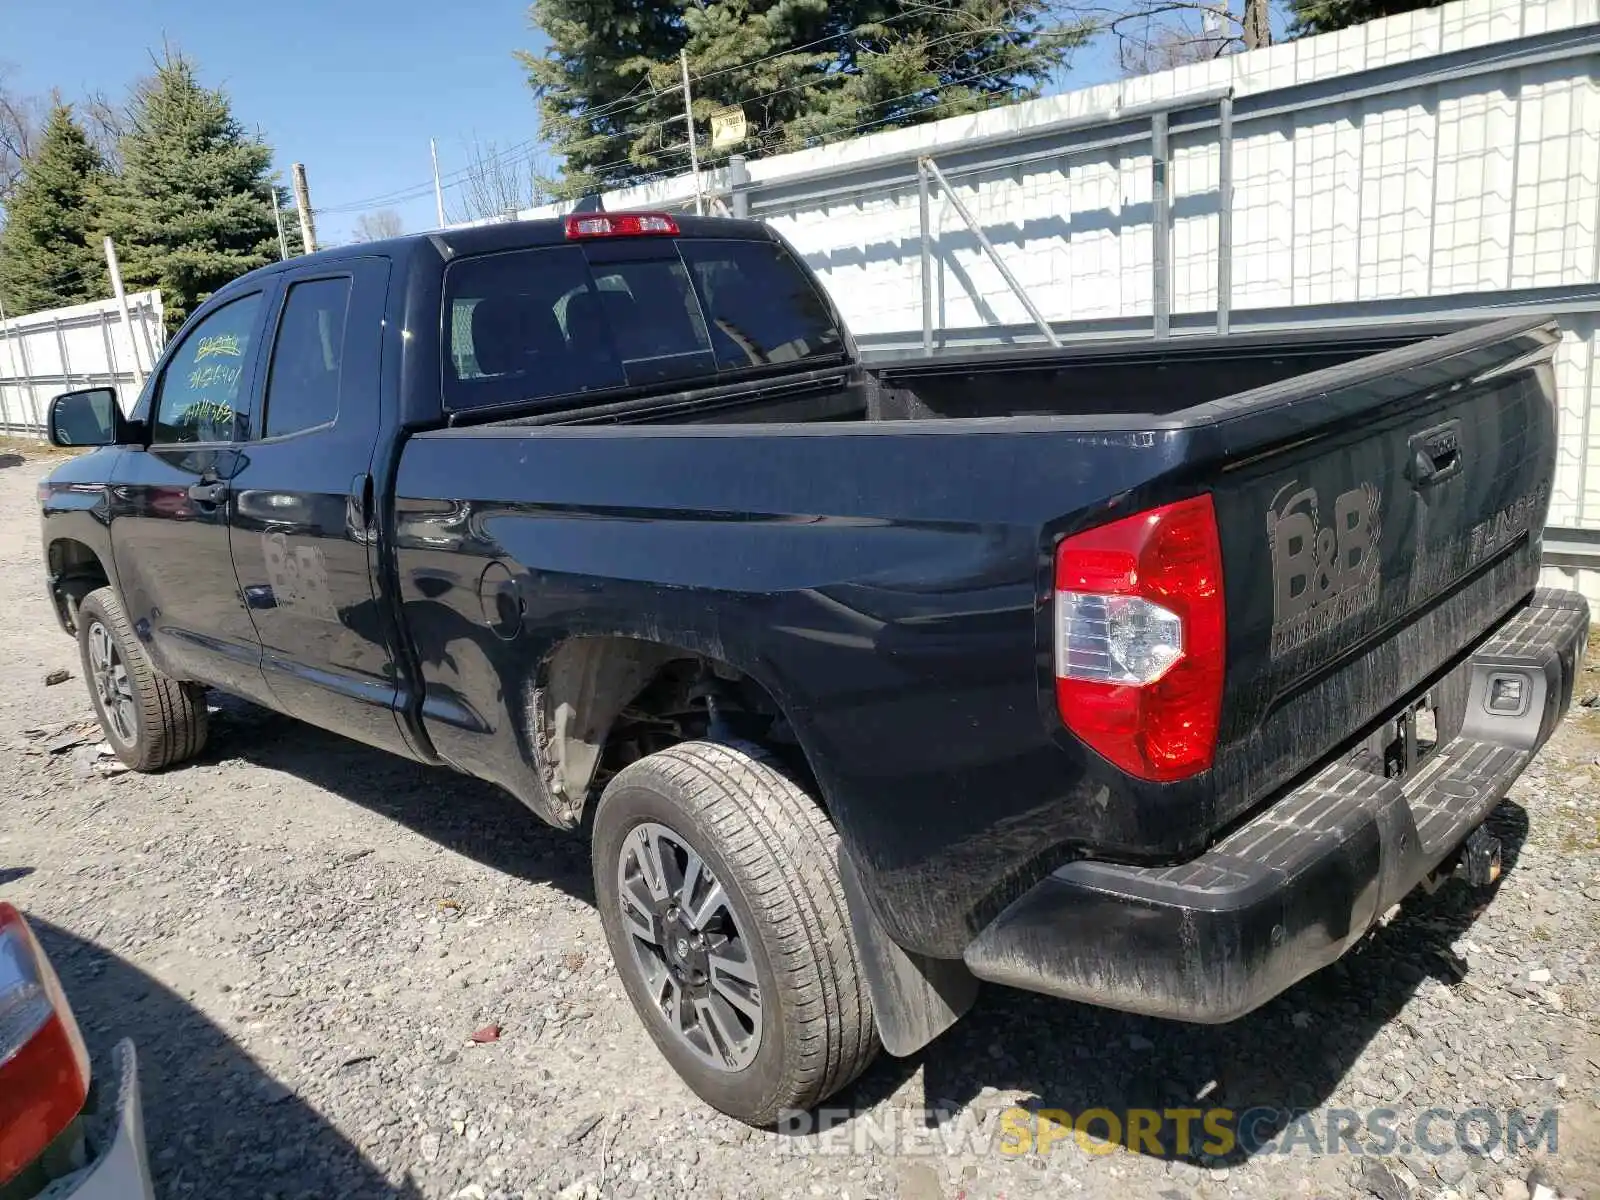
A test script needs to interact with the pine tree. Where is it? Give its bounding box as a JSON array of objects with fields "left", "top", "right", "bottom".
[
  {"left": 102, "top": 53, "right": 281, "bottom": 330},
  {"left": 0, "top": 104, "right": 107, "bottom": 316},
  {"left": 520, "top": 0, "right": 1088, "bottom": 198},
  {"left": 1288, "top": 0, "right": 1443, "bottom": 36}
]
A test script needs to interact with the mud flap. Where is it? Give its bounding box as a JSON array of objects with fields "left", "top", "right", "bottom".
[{"left": 837, "top": 852, "right": 979, "bottom": 1057}]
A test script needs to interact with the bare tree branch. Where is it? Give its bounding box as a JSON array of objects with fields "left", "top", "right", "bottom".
[
  {"left": 0, "top": 64, "right": 44, "bottom": 209},
  {"left": 81, "top": 89, "right": 126, "bottom": 172},
  {"left": 448, "top": 137, "right": 557, "bottom": 224},
  {"left": 353, "top": 209, "right": 405, "bottom": 241},
  {"left": 1066, "top": 0, "right": 1271, "bottom": 77},
  {"left": 1, "top": 67, "right": 131, "bottom": 213}
]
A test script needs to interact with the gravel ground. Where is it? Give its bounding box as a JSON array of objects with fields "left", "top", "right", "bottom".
[{"left": 2, "top": 446, "right": 1599, "bottom": 1200}]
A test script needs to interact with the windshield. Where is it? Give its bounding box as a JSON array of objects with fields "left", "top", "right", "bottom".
[{"left": 442, "top": 236, "right": 844, "bottom": 413}]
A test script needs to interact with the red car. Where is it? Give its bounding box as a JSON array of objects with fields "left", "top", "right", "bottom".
[{"left": 0, "top": 902, "right": 155, "bottom": 1199}]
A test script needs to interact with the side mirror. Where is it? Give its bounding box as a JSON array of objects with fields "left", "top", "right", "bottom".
[{"left": 48, "top": 387, "right": 123, "bottom": 448}]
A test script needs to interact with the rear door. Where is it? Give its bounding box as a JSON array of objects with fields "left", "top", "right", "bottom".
[
  {"left": 225, "top": 258, "right": 410, "bottom": 756},
  {"left": 1201, "top": 322, "right": 1557, "bottom": 827},
  {"left": 109, "top": 285, "right": 278, "bottom": 703}
]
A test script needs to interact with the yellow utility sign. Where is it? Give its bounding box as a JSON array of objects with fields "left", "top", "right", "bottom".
[{"left": 709, "top": 106, "right": 747, "bottom": 149}]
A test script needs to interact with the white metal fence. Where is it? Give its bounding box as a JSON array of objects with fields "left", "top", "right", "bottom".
[
  {"left": 0, "top": 291, "right": 164, "bottom": 435},
  {"left": 8, "top": 3, "right": 1599, "bottom": 594},
  {"left": 502, "top": 0, "right": 1600, "bottom": 595}
]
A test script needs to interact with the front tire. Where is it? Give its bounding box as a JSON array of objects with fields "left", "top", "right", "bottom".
[
  {"left": 592, "top": 740, "right": 878, "bottom": 1126},
  {"left": 76, "top": 587, "right": 208, "bottom": 772}
]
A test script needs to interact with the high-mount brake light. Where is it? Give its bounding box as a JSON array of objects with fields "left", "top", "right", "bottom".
[
  {"left": 564, "top": 212, "right": 680, "bottom": 240},
  {"left": 1053, "top": 495, "right": 1226, "bottom": 783},
  {"left": 0, "top": 902, "right": 91, "bottom": 1187}
]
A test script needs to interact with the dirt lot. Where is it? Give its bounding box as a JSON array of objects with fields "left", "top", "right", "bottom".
[{"left": 2, "top": 447, "right": 1599, "bottom": 1200}]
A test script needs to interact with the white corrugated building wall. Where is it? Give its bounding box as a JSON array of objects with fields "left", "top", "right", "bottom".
[{"left": 523, "top": 0, "right": 1600, "bottom": 599}]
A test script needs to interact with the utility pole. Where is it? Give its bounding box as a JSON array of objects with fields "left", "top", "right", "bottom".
[
  {"left": 102, "top": 236, "right": 146, "bottom": 392},
  {"left": 430, "top": 138, "right": 447, "bottom": 228},
  {"left": 680, "top": 50, "right": 703, "bottom": 215},
  {"left": 291, "top": 162, "right": 318, "bottom": 254},
  {"left": 1242, "top": 0, "right": 1271, "bottom": 49},
  {"left": 269, "top": 186, "right": 290, "bottom": 259}
]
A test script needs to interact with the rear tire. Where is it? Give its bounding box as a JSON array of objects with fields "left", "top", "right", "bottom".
[
  {"left": 592, "top": 740, "right": 878, "bottom": 1126},
  {"left": 76, "top": 587, "right": 208, "bottom": 772}
]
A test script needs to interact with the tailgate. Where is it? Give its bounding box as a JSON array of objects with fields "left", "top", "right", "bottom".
[{"left": 1197, "top": 317, "right": 1559, "bottom": 829}]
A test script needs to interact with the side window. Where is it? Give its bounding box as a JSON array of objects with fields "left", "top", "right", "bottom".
[
  {"left": 263, "top": 277, "right": 352, "bottom": 438},
  {"left": 152, "top": 294, "right": 264, "bottom": 444}
]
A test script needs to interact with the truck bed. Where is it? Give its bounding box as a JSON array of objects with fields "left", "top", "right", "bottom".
[
  {"left": 476, "top": 322, "right": 1466, "bottom": 429},
  {"left": 864, "top": 322, "right": 1469, "bottom": 422},
  {"left": 398, "top": 314, "right": 1559, "bottom": 957}
]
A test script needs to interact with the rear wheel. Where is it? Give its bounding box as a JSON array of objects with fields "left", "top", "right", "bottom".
[
  {"left": 592, "top": 740, "right": 878, "bottom": 1126},
  {"left": 76, "top": 587, "right": 208, "bottom": 772}
]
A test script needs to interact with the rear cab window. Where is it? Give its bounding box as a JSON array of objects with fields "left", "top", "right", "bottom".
[{"left": 442, "top": 236, "right": 843, "bottom": 414}]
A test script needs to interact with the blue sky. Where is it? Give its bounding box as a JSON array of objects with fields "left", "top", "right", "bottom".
[
  {"left": 4, "top": 0, "right": 1135, "bottom": 244},
  {"left": 5, "top": 0, "right": 546, "bottom": 243}
]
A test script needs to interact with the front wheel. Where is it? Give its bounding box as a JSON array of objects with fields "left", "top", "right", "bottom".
[
  {"left": 592, "top": 740, "right": 878, "bottom": 1126},
  {"left": 76, "top": 587, "right": 208, "bottom": 772}
]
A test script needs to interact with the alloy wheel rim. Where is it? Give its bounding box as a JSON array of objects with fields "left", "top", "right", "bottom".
[
  {"left": 616, "top": 821, "right": 762, "bottom": 1072},
  {"left": 86, "top": 619, "right": 136, "bottom": 744}
]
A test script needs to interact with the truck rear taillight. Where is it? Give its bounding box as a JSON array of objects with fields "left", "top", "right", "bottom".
[
  {"left": 1053, "top": 495, "right": 1226, "bottom": 783},
  {"left": 0, "top": 903, "right": 91, "bottom": 1187},
  {"left": 564, "top": 212, "right": 680, "bottom": 240}
]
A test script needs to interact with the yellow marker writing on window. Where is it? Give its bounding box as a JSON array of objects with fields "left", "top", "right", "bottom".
[{"left": 195, "top": 333, "right": 243, "bottom": 361}]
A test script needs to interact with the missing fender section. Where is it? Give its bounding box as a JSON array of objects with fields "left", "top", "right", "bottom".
[{"left": 534, "top": 638, "right": 681, "bottom": 821}]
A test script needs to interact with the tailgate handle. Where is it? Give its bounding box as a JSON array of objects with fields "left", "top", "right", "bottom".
[{"left": 1408, "top": 422, "right": 1463, "bottom": 489}]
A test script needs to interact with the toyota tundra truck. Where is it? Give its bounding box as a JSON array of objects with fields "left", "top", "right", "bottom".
[{"left": 36, "top": 211, "right": 1590, "bottom": 1125}]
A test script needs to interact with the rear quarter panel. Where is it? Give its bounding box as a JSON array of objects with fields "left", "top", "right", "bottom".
[{"left": 388, "top": 322, "right": 1560, "bottom": 960}]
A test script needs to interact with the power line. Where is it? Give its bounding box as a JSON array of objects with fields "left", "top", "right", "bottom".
[
  {"left": 547, "top": 6, "right": 936, "bottom": 135},
  {"left": 315, "top": 174, "right": 462, "bottom": 217},
  {"left": 356, "top": 39, "right": 1046, "bottom": 215},
  {"left": 315, "top": 136, "right": 546, "bottom": 215},
  {"left": 573, "top": 35, "right": 1052, "bottom": 185},
  {"left": 662, "top": 63, "right": 1037, "bottom": 189},
  {"left": 577, "top": 11, "right": 1007, "bottom": 143},
  {"left": 316, "top": 9, "right": 1061, "bottom": 220},
  {"left": 567, "top": 24, "right": 1016, "bottom": 182},
  {"left": 318, "top": 4, "right": 998, "bottom": 216},
  {"left": 580, "top": 74, "right": 659, "bottom": 122},
  {"left": 313, "top": 146, "right": 542, "bottom": 219},
  {"left": 15, "top": 258, "right": 103, "bottom": 293},
  {"left": 695, "top": 11, "right": 927, "bottom": 84}
]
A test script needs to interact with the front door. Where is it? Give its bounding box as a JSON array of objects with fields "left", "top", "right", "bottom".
[
  {"left": 109, "top": 287, "right": 277, "bottom": 704},
  {"left": 225, "top": 259, "right": 409, "bottom": 755}
]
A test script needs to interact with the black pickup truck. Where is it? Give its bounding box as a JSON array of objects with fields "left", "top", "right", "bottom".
[{"left": 38, "top": 212, "right": 1590, "bottom": 1125}]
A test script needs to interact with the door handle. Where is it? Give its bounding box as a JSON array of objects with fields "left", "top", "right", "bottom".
[
  {"left": 187, "top": 480, "right": 228, "bottom": 505},
  {"left": 351, "top": 472, "right": 374, "bottom": 529}
]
